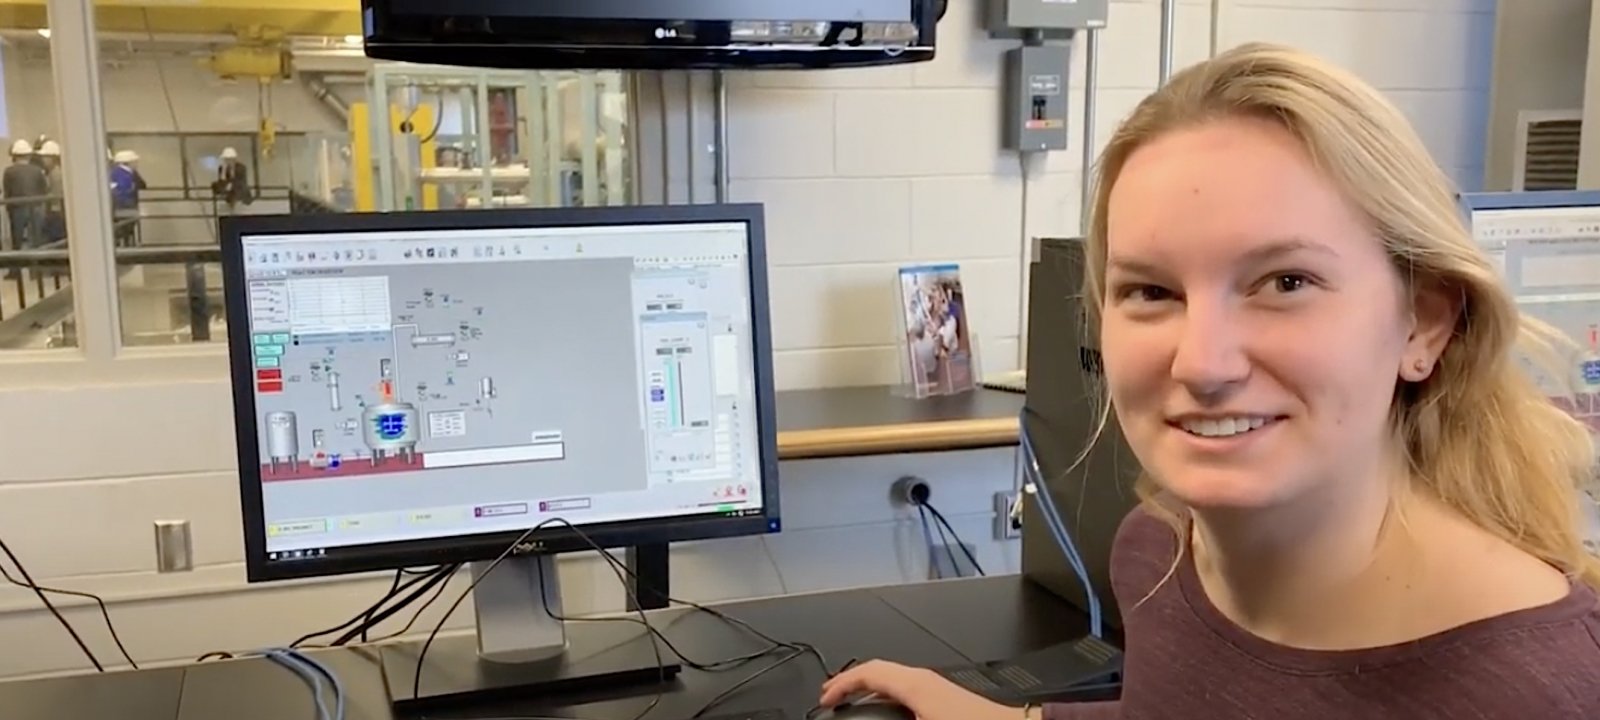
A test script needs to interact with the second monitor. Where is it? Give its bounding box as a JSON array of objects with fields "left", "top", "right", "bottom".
[{"left": 220, "top": 203, "right": 780, "bottom": 708}]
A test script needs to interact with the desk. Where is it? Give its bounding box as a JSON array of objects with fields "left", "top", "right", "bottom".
[
  {"left": 0, "top": 577, "right": 1085, "bottom": 720},
  {"left": 775, "top": 387, "right": 1024, "bottom": 460}
]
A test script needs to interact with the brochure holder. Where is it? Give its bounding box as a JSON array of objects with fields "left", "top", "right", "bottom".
[{"left": 891, "top": 263, "right": 983, "bottom": 399}]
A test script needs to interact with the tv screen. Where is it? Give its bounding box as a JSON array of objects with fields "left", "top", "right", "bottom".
[{"left": 386, "top": 0, "right": 912, "bottom": 23}]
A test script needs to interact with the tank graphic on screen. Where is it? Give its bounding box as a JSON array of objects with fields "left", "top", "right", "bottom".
[
  {"left": 265, "top": 411, "right": 299, "bottom": 473},
  {"left": 363, "top": 401, "right": 420, "bottom": 465}
]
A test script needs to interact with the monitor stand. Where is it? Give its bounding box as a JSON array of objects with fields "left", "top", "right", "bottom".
[{"left": 380, "top": 555, "right": 682, "bottom": 714}]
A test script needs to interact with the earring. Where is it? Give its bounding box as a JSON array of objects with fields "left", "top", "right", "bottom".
[{"left": 1413, "top": 358, "right": 1430, "bottom": 376}]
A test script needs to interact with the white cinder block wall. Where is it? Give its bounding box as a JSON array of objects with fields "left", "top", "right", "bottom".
[
  {"left": 744, "top": 0, "right": 1493, "bottom": 390},
  {"left": 0, "top": 0, "right": 1494, "bottom": 680}
]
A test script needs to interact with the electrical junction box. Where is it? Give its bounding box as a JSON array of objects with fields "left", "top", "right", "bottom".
[
  {"left": 988, "top": 0, "right": 1108, "bottom": 39},
  {"left": 1005, "top": 44, "right": 1071, "bottom": 152}
]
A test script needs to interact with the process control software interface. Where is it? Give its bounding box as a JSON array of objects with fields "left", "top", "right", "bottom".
[{"left": 240, "top": 222, "right": 763, "bottom": 559}]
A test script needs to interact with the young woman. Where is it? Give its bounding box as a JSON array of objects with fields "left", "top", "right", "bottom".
[{"left": 819, "top": 42, "right": 1600, "bottom": 718}]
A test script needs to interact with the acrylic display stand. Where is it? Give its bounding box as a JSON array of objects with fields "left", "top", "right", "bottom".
[{"left": 891, "top": 265, "right": 984, "bottom": 400}]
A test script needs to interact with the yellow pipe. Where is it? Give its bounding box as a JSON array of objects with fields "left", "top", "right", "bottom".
[{"left": 349, "top": 101, "right": 374, "bottom": 212}]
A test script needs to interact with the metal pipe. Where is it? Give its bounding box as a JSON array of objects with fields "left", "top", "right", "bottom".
[
  {"left": 303, "top": 74, "right": 350, "bottom": 123},
  {"left": 686, "top": 72, "right": 698, "bottom": 204},
  {"left": 658, "top": 72, "right": 673, "bottom": 204},
  {"left": 185, "top": 261, "right": 211, "bottom": 342},
  {"left": 1209, "top": 0, "right": 1223, "bottom": 59},
  {"left": 1080, "top": 28, "right": 1100, "bottom": 236},
  {"left": 1159, "top": 0, "right": 1177, "bottom": 86},
  {"left": 714, "top": 70, "right": 730, "bottom": 204}
]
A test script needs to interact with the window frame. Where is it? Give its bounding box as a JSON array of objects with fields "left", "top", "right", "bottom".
[{"left": 0, "top": 0, "right": 705, "bottom": 389}]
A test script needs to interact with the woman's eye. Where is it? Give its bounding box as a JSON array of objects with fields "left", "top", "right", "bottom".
[
  {"left": 1122, "top": 284, "right": 1173, "bottom": 303},
  {"left": 1271, "top": 274, "right": 1310, "bottom": 294}
]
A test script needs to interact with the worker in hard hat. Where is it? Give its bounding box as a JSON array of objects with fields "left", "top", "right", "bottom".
[
  {"left": 3, "top": 139, "right": 47, "bottom": 250},
  {"left": 109, "top": 149, "right": 146, "bottom": 247},
  {"left": 35, "top": 141, "right": 65, "bottom": 244},
  {"left": 211, "top": 146, "right": 253, "bottom": 216}
]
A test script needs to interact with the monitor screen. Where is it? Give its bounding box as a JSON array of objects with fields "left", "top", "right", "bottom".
[{"left": 223, "top": 206, "right": 778, "bottom": 581}]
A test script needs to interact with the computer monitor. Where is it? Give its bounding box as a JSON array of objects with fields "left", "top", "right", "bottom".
[{"left": 219, "top": 204, "right": 780, "bottom": 701}]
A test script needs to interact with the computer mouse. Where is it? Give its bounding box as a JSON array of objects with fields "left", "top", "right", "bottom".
[{"left": 811, "top": 699, "right": 917, "bottom": 720}]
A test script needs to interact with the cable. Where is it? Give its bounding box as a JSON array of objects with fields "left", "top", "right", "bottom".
[
  {"left": 689, "top": 648, "right": 808, "bottom": 718},
  {"left": 533, "top": 522, "right": 847, "bottom": 719},
  {"left": 357, "top": 565, "right": 461, "bottom": 645},
  {"left": 543, "top": 525, "right": 834, "bottom": 677},
  {"left": 259, "top": 647, "right": 345, "bottom": 720},
  {"left": 266, "top": 650, "right": 330, "bottom": 720},
  {"left": 326, "top": 565, "right": 458, "bottom": 647},
  {"left": 289, "top": 565, "right": 449, "bottom": 648},
  {"left": 1018, "top": 412, "right": 1102, "bottom": 638},
  {"left": 413, "top": 517, "right": 835, "bottom": 720},
  {"left": 410, "top": 519, "right": 665, "bottom": 720},
  {"left": 916, "top": 504, "right": 942, "bottom": 579},
  {"left": 534, "top": 543, "right": 816, "bottom": 675},
  {"left": 926, "top": 504, "right": 961, "bottom": 577},
  {"left": 0, "top": 534, "right": 105, "bottom": 671},
  {"left": 1018, "top": 151, "right": 1035, "bottom": 368},
  {"left": 0, "top": 561, "right": 138, "bottom": 669},
  {"left": 363, "top": 570, "right": 403, "bottom": 642},
  {"left": 922, "top": 501, "right": 986, "bottom": 577}
]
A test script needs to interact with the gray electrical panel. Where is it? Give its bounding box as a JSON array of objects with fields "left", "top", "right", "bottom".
[
  {"left": 1004, "top": 44, "right": 1071, "bottom": 152},
  {"left": 988, "top": 0, "right": 1108, "bottom": 37}
]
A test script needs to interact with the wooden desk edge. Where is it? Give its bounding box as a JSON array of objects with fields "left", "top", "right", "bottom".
[{"left": 777, "top": 417, "right": 1020, "bottom": 460}]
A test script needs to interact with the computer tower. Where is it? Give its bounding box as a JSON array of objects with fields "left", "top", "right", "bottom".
[{"left": 1020, "top": 237, "right": 1143, "bottom": 631}]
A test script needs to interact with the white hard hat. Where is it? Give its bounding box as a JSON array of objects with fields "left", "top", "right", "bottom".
[
  {"left": 11, "top": 139, "right": 33, "bottom": 156},
  {"left": 220, "top": 147, "right": 238, "bottom": 160},
  {"left": 114, "top": 150, "right": 139, "bottom": 164},
  {"left": 38, "top": 141, "right": 60, "bottom": 157}
]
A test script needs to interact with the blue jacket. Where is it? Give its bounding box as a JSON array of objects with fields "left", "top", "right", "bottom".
[{"left": 110, "top": 163, "right": 144, "bottom": 210}]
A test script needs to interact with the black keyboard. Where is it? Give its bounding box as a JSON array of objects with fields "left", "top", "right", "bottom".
[{"left": 683, "top": 710, "right": 786, "bottom": 720}]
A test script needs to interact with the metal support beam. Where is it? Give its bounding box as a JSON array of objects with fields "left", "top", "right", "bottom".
[
  {"left": 1158, "top": 0, "right": 1177, "bottom": 86},
  {"left": 625, "top": 544, "right": 671, "bottom": 611},
  {"left": 47, "top": 0, "right": 122, "bottom": 357}
]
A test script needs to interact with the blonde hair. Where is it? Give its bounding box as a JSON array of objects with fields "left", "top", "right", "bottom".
[{"left": 1083, "top": 42, "right": 1600, "bottom": 588}]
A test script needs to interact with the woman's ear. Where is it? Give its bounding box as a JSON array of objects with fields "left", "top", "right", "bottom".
[{"left": 1400, "top": 282, "right": 1461, "bottom": 383}]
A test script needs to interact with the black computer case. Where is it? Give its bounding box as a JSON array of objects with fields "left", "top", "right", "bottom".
[{"left": 1020, "top": 237, "right": 1143, "bottom": 631}]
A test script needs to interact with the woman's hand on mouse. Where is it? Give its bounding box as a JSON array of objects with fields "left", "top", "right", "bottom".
[{"left": 819, "top": 660, "right": 1016, "bottom": 720}]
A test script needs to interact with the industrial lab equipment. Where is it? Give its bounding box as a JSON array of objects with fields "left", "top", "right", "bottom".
[{"left": 368, "top": 65, "right": 630, "bottom": 213}]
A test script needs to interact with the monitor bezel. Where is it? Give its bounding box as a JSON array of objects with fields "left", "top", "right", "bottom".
[{"left": 220, "top": 204, "right": 780, "bottom": 583}]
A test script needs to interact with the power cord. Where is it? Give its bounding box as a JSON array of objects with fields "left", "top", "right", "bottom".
[
  {"left": 288, "top": 564, "right": 454, "bottom": 649},
  {"left": 0, "top": 552, "right": 138, "bottom": 669},
  {"left": 363, "top": 570, "right": 403, "bottom": 643},
  {"left": 411, "top": 519, "right": 667, "bottom": 720},
  {"left": 353, "top": 565, "right": 462, "bottom": 646},
  {"left": 324, "top": 564, "right": 460, "bottom": 647},
  {"left": 413, "top": 517, "right": 844, "bottom": 720},
  {"left": 527, "top": 527, "right": 839, "bottom": 676},
  {"left": 0, "top": 533, "right": 110, "bottom": 671},
  {"left": 920, "top": 500, "right": 985, "bottom": 577},
  {"left": 1017, "top": 411, "right": 1102, "bottom": 638},
  {"left": 897, "top": 479, "right": 986, "bottom": 578},
  {"left": 915, "top": 504, "right": 944, "bottom": 578}
]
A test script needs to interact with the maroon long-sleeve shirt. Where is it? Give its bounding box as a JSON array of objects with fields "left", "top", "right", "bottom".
[{"left": 1047, "top": 509, "right": 1600, "bottom": 719}]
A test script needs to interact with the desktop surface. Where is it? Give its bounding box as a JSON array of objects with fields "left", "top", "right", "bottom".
[{"left": 0, "top": 577, "right": 1088, "bottom": 720}]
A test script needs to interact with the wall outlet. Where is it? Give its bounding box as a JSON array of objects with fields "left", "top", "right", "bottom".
[{"left": 994, "top": 492, "right": 1022, "bottom": 540}]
